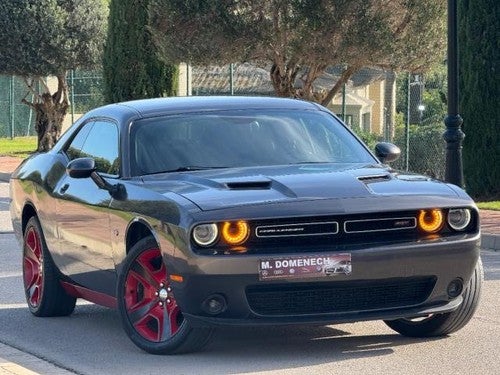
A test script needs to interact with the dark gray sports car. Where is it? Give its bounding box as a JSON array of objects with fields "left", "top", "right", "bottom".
[{"left": 10, "top": 96, "right": 482, "bottom": 354}]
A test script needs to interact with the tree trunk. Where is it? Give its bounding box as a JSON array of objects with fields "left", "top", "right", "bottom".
[
  {"left": 297, "top": 64, "right": 328, "bottom": 102},
  {"left": 321, "top": 65, "right": 359, "bottom": 107},
  {"left": 22, "top": 75, "right": 69, "bottom": 152},
  {"left": 270, "top": 63, "right": 300, "bottom": 97},
  {"left": 270, "top": 63, "right": 362, "bottom": 108}
]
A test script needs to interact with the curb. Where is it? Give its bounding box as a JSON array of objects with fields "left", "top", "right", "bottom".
[
  {"left": 0, "top": 342, "right": 75, "bottom": 375},
  {"left": 481, "top": 233, "right": 500, "bottom": 252},
  {"left": 0, "top": 173, "right": 9, "bottom": 183}
]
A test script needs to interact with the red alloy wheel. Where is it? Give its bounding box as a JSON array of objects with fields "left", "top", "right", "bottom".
[
  {"left": 124, "top": 248, "right": 182, "bottom": 342},
  {"left": 23, "top": 227, "right": 43, "bottom": 308}
]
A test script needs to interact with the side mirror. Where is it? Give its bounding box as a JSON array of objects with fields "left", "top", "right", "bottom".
[
  {"left": 375, "top": 142, "right": 401, "bottom": 163},
  {"left": 66, "top": 157, "right": 96, "bottom": 179},
  {"left": 66, "top": 157, "right": 126, "bottom": 200}
]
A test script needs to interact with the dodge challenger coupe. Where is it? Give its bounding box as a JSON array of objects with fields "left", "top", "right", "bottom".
[{"left": 10, "top": 96, "right": 482, "bottom": 354}]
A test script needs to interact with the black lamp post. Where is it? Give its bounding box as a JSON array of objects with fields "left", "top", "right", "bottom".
[{"left": 443, "top": 0, "right": 464, "bottom": 187}]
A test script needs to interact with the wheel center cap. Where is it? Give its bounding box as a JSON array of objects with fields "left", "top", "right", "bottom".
[{"left": 158, "top": 288, "right": 168, "bottom": 301}]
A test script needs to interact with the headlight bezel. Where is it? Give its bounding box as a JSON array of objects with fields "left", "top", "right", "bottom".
[
  {"left": 447, "top": 208, "right": 472, "bottom": 231},
  {"left": 192, "top": 220, "right": 251, "bottom": 247},
  {"left": 192, "top": 223, "right": 219, "bottom": 247},
  {"left": 221, "top": 220, "right": 250, "bottom": 246},
  {"left": 418, "top": 208, "right": 444, "bottom": 233}
]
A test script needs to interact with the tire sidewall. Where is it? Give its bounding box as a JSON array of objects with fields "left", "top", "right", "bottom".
[{"left": 385, "top": 257, "right": 483, "bottom": 337}]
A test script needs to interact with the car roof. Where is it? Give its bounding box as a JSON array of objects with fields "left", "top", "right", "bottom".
[{"left": 86, "top": 96, "right": 323, "bottom": 120}]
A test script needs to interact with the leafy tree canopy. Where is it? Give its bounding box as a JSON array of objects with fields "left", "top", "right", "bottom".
[
  {"left": 0, "top": 0, "right": 107, "bottom": 151},
  {"left": 150, "top": 0, "right": 446, "bottom": 105},
  {"left": 0, "top": 0, "right": 107, "bottom": 76}
]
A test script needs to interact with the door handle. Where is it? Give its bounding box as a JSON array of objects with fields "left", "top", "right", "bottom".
[{"left": 60, "top": 183, "right": 69, "bottom": 194}]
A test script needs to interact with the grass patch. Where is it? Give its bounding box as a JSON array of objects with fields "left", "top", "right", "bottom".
[
  {"left": 477, "top": 201, "right": 500, "bottom": 211},
  {"left": 0, "top": 136, "right": 37, "bottom": 158}
]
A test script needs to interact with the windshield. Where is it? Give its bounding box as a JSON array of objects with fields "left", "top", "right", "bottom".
[{"left": 130, "top": 109, "right": 376, "bottom": 176}]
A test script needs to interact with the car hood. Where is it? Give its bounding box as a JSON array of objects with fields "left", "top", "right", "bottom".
[{"left": 141, "top": 164, "right": 459, "bottom": 211}]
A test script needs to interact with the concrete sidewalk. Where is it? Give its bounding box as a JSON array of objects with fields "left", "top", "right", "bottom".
[
  {"left": 1, "top": 155, "right": 498, "bottom": 249},
  {"left": 0, "top": 343, "right": 74, "bottom": 375}
]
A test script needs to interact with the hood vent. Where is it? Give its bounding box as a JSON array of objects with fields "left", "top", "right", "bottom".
[
  {"left": 358, "top": 174, "right": 391, "bottom": 183},
  {"left": 225, "top": 181, "right": 272, "bottom": 190}
]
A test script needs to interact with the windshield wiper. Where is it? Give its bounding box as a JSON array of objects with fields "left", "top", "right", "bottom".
[
  {"left": 162, "top": 166, "right": 229, "bottom": 173},
  {"left": 288, "top": 161, "right": 332, "bottom": 165}
]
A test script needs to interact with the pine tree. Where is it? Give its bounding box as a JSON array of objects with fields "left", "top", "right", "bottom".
[
  {"left": 103, "top": 0, "right": 178, "bottom": 103},
  {"left": 459, "top": 0, "right": 500, "bottom": 199}
]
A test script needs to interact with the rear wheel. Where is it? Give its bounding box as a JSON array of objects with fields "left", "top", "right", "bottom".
[
  {"left": 384, "top": 258, "right": 483, "bottom": 337},
  {"left": 22, "top": 216, "right": 76, "bottom": 317},
  {"left": 117, "top": 237, "right": 213, "bottom": 354}
]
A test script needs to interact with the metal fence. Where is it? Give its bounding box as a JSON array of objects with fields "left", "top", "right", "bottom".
[
  {"left": 392, "top": 70, "right": 448, "bottom": 179},
  {"left": 0, "top": 75, "right": 36, "bottom": 138},
  {"left": 1, "top": 66, "right": 447, "bottom": 179},
  {"left": 0, "top": 71, "right": 105, "bottom": 138},
  {"left": 66, "top": 70, "right": 105, "bottom": 124}
]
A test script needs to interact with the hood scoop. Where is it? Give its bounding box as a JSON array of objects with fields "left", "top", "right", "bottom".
[
  {"left": 358, "top": 174, "right": 391, "bottom": 184},
  {"left": 225, "top": 180, "right": 272, "bottom": 190}
]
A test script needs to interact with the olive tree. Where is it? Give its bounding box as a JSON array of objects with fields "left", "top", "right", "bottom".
[
  {"left": 0, "top": 0, "right": 107, "bottom": 151},
  {"left": 149, "top": 0, "right": 446, "bottom": 106}
]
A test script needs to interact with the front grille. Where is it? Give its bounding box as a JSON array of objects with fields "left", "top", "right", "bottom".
[
  {"left": 191, "top": 209, "right": 478, "bottom": 255},
  {"left": 256, "top": 221, "right": 339, "bottom": 238},
  {"left": 246, "top": 277, "right": 436, "bottom": 316},
  {"left": 344, "top": 217, "right": 416, "bottom": 233}
]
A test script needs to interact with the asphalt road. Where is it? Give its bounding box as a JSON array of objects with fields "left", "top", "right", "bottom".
[{"left": 1, "top": 181, "right": 500, "bottom": 375}]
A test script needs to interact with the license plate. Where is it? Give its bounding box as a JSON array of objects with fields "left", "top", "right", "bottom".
[{"left": 258, "top": 253, "right": 351, "bottom": 281}]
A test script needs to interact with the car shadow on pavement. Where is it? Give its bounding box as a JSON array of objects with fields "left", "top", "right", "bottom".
[
  {"left": 0, "top": 304, "right": 444, "bottom": 374},
  {"left": 205, "top": 324, "right": 444, "bottom": 365}
]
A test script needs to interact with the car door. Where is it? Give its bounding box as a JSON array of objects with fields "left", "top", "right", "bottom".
[{"left": 54, "top": 119, "right": 120, "bottom": 295}]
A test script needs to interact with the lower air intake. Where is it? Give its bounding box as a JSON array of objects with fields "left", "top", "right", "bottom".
[{"left": 246, "top": 277, "right": 436, "bottom": 316}]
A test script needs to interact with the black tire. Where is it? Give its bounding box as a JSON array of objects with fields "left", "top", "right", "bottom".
[
  {"left": 117, "top": 236, "right": 213, "bottom": 354},
  {"left": 384, "top": 257, "right": 483, "bottom": 337},
  {"left": 22, "top": 216, "right": 76, "bottom": 317}
]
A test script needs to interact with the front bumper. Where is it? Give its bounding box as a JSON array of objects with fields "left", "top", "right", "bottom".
[{"left": 165, "top": 234, "right": 480, "bottom": 327}]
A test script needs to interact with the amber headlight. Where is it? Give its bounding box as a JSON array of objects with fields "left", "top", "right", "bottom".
[
  {"left": 192, "top": 223, "right": 218, "bottom": 246},
  {"left": 447, "top": 208, "right": 471, "bottom": 231},
  {"left": 221, "top": 221, "right": 250, "bottom": 245},
  {"left": 418, "top": 209, "right": 444, "bottom": 233}
]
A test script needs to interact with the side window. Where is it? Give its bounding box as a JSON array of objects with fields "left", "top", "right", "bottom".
[
  {"left": 66, "top": 121, "right": 94, "bottom": 161},
  {"left": 65, "top": 120, "right": 120, "bottom": 176},
  {"left": 79, "top": 120, "right": 120, "bottom": 176}
]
